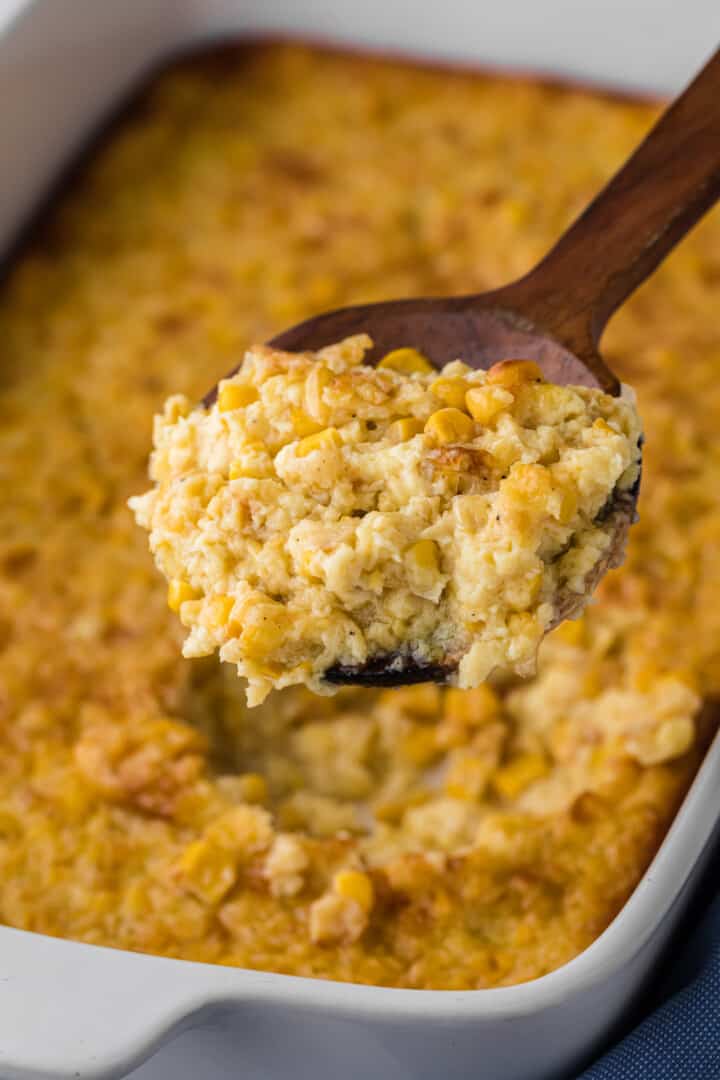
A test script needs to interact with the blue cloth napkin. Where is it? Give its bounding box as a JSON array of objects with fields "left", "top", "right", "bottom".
[{"left": 581, "top": 874, "right": 720, "bottom": 1079}]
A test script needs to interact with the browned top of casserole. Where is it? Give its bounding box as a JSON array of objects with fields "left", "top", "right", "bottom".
[{"left": 0, "top": 42, "right": 717, "bottom": 989}]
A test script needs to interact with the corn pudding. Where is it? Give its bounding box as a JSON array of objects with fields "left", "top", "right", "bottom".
[
  {"left": 0, "top": 43, "right": 718, "bottom": 989},
  {"left": 131, "top": 340, "right": 641, "bottom": 704}
]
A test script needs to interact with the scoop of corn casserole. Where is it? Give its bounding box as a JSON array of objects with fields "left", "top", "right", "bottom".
[{"left": 130, "top": 335, "right": 641, "bottom": 704}]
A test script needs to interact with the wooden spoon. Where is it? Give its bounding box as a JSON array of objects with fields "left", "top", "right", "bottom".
[{"left": 206, "top": 46, "right": 720, "bottom": 688}]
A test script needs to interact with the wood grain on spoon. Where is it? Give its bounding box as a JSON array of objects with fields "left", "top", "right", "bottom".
[{"left": 204, "top": 46, "right": 720, "bottom": 688}]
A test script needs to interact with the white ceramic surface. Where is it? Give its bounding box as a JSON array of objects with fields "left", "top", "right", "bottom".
[{"left": 1, "top": 3, "right": 720, "bottom": 1078}]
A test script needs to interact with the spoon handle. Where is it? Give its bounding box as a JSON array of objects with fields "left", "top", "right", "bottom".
[{"left": 498, "top": 46, "right": 720, "bottom": 365}]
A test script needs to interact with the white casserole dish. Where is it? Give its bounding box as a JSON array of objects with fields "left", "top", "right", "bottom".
[{"left": 2, "top": 2, "right": 720, "bottom": 1078}]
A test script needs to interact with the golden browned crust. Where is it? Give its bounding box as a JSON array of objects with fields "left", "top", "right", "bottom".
[{"left": 0, "top": 43, "right": 716, "bottom": 989}]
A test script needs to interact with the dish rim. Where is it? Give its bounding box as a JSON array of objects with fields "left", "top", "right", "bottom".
[{"left": 0, "top": 18, "right": 718, "bottom": 1060}]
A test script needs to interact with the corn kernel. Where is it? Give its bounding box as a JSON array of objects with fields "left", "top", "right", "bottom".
[
  {"left": 333, "top": 868, "right": 374, "bottom": 911},
  {"left": 502, "top": 463, "right": 552, "bottom": 509},
  {"left": 443, "top": 685, "right": 499, "bottom": 727},
  {"left": 180, "top": 474, "right": 210, "bottom": 498},
  {"left": 380, "top": 684, "right": 441, "bottom": 717},
  {"left": 526, "top": 383, "right": 575, "bottom": 420},
  {"left": 400, "top": 725, "right": 440, "bottom": 766},
  {"left": 386, "top": 417, "right": 425, "bottom": 442},
  {"left": 508, "top": 611, "right": 539, "bottom": 638},
  {"left": 295, "top": 426, "right": 342, "bottom": 457},
  {"left": 241, "top": 623, "right": 284, "bottom": 658},
  {"left": 492, "top": 753, "right": 549, "bottom": 800},
  {"left": 0, "top": 811, "right": 20, "bottom": 839},
  {"left": 240, "top": 609, "right": 285, "bottom": 658},
  {"left": 218, "top": 383, "right": 259, "bottom": 411},
  {"left": 304, "top": 364, "right": 331, "bottom": 423},
  {"left": 525, "top": 568, "right": 544, "bottom": 605},
  {"left": 432, "top": 888, "right": 453, "bottom": 919},
  {"left": 630, "top": 660, "right": 664, "bottom": 695},
  {"left": 406, "top": 539, "right": 440, "bottom": 572},
  {"left": 165, "top": 395, "right": 192, "bottom": 422},
  {"left": 424, "top": 407, "right": 475, "bottom": 444},
  {"left": 513, "top": 922, "right": 533, "bottom": 947},
  {"left": 431, "top": 376, "right": 470, "bottom": 409},
  {"left": 175, "top": 839, "right": 238, "bottom": 904},
  {"left": 378, "top": 347, "right": 434, "bottom": 375},
  {"left": 465, "top": 385, "right": 514, "bottom": 424},
  {"left": 486, "top": 359, "right": 544, "bottom": 389},
  {"left": 167, "top": 579, "right": 199, "bottom": 612},
  {"left": 290, "top": 407, "right": 323, "bottom": 438},
  {"left": 551, "top": 488, "right": 578, "bottom": 525},
  {"left": 228, "top": 439, "right": 272, "bottom": 481},
  {"left": 445, "top": 754, "right": 490, "bottom": 800},
  {"left": 124, "top": 882, "right": 152, "bottom": 919},
  {"left": 238, "top": 773, "right": 268, "bottom": 804},
  {"left": 374, "top": 790, "right": 429, "bottom": 824},
  {"left": 178, "top": 599, "right": 202, "bottom": 628},
  {"left": 670, "top": 667, "right": 698, "bottom": 692},
  {"left": 229, "top": 459, "right": 267, "bottom": 481},
  {"left": 555, "top": 618, "right": 585, "bottom": 646},
  {"left": 405, "top": 539, "right": 442, "bottom": 598},
  {"left": 593, "top": 417, "right": 616, "bottom": 436},
  {"left": 653, "top": 717, "right": 694, "bottom": 762},
  {"left": 205, "top": 594, "right": 235, "bottom": 628},
  {"left": 593, "top": 758, "right": 642, "bottom": 802},
  {"left": 206, "top": 805, "right": 274, "bottom": 854}
]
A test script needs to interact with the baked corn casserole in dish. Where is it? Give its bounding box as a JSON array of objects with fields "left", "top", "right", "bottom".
[
  {"left": 131, "top": 341, "right": 641, "bottom": 705},
  {"left": 0, "top": 42, "right": 718, "bottom": 990}
]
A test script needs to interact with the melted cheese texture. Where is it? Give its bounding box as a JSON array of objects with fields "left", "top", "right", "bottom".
[{"left": 132, "top": 338, "right": 640, "bottom": 705}]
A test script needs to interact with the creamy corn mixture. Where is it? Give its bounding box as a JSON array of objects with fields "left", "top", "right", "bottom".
[
  {"left": 0, "top": 44, "right": 718, "bottom": 989},
  {"left": 131, "top": 340, "right": 640, "bottom": 705}
]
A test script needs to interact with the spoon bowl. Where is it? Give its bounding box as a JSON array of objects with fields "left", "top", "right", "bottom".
[{"left": 269, "top": 292, "right": 617, "bottom": 391}]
